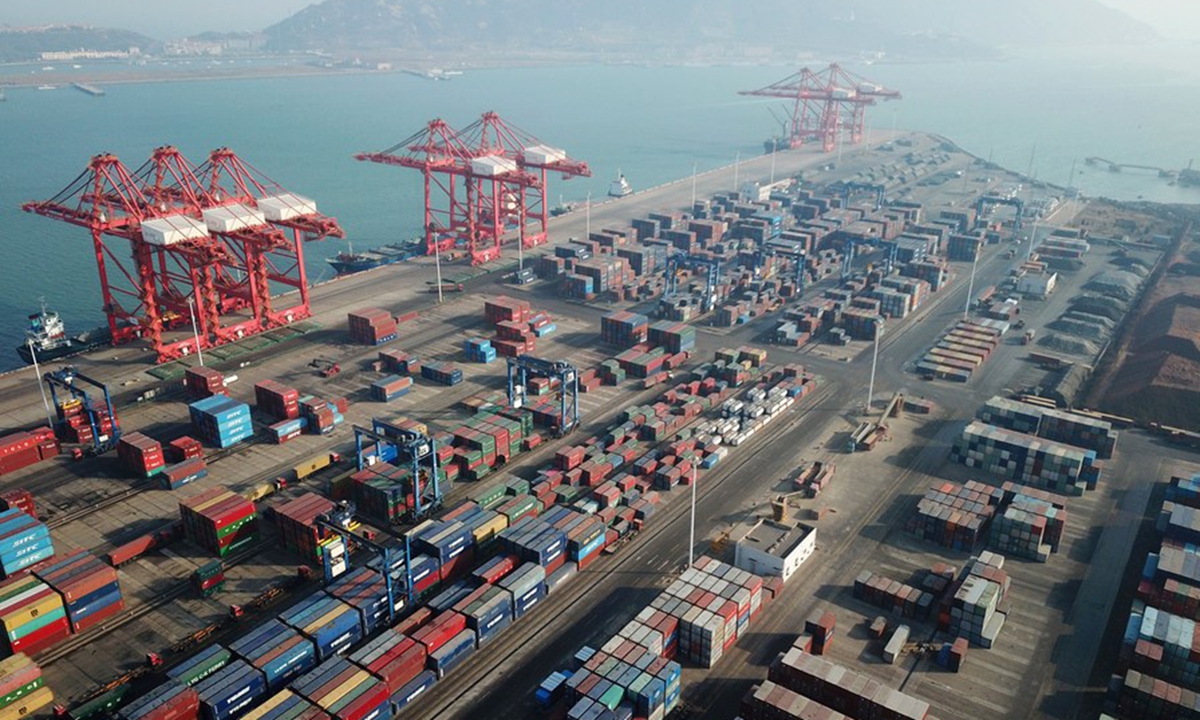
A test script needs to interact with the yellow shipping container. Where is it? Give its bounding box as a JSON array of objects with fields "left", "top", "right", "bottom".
[
  {"left": 471, "top": 514, "right": 509, "bottom": 545},
  {"left": 294, "top": 453, "right": 332, "bottom": 480},
  {"left": 318, "top": 670, "right": 370, "bottom": 708},
  {"left": 1, "top": 592, "right": 65, "bottom": 634}
]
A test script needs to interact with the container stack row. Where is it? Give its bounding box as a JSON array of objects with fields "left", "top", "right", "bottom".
[
  {"left": 0, "top": 428, "right": 58, "bottom": 477},
  {"left": 369, "top": 376, "right": 413, "bottom": 403},
  {"left": 977, "top": 395, "right": 1118, "bottom": 458},
  {"left": 378, "top": 349, "right": 421, "bottom": 376},
  {"left": 916, "top": 320, "right": 1001, "bottom": 383},
  {"left": 0, "top": 655, "right": 52, "bottom": 720},
  {"left": 907, "top": 479, "right": 1002, "bottom": 551},
  {"left": 179, "top": 487, "right": 259, "bottom": 558},
  {"left": 347, "top": 308, "right": 398, "bottom": 346},
  {"left": 852, "top": 571, "right": 934, "bottom": 621},
  {"left": 950, "top": 420, "right": 1101, "bottom": 495},
  {"left": 462, "top": 338, "right": 497, "bottom": 364},
  {"left": 420, "top": 361, "right": 463, "bottom": 387},
  {"left": 767, "top": 647, "right": 934, "bottom": 720}
]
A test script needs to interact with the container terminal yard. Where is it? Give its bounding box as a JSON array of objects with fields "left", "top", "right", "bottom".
[{"left": 0, "top": 67, "right": 1196, "bottom": 720}]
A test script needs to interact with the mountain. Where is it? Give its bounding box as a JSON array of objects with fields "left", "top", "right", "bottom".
[
  {"left": 0, "top": 25, "right": 159, "bottom": 63},
  {"left": 261, "top": 0, "right": 1158, "bottom": 59}
]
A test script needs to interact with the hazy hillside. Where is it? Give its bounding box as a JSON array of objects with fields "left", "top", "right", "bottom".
[
  {"left": 0, "top": 25, "right": 158, "bottom": 63},
  {"left": 261, "top": 0, "right": 1158, "bottom": 58}
]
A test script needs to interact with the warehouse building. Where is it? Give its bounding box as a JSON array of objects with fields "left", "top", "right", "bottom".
[{"left": 733, "top": 519, "right": 816, "bottom": 582}]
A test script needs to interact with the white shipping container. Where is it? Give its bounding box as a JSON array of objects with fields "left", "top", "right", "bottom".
[
  {"left": 470, "top": 156, "right": 519, "bottom": 177},
  {"left": 202, "top": 203, "right": 267, "bottom": 233},
  {"left": 523, "top": 144, "right": 567, "bottom": 165},
  {"left": 258, "top": 193, "right": 318, "bottom": 222},
  {"left": 141, "top": 214, "right": 210, "bottom": 246}
]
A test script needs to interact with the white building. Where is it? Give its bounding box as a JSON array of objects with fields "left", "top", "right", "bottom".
[
  {"left": 1017, "top": 271, "right": 1057, "bottom": 299},
  {"left": 734, "top": 519, "right": 816, "bottom": 582}
]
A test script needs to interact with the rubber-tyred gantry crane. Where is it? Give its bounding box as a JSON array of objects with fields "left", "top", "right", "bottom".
[
  {"left": 740, "top": 64, "right": 900, "bottom": 153},
  {"left": 356, "top": 112, "right": 589, "bottom": 266},
  {"left": 24, "top": 147, "right": 342, "bottom": 363}
]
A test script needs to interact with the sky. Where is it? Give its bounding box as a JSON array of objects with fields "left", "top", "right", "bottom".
[{"left": 2, "top": 0, "right": 1199, "bottom": 40}]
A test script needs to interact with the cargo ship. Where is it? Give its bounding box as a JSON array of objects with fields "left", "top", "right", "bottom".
[
  {"left": 326, "top": 239, "right": 424, "bottom": 275},
  {"left": 608, "top": 171, "right": 633, "bottom": 198},
  {"left": 15, "top": 305, "right": 111, "bottom": 365}
]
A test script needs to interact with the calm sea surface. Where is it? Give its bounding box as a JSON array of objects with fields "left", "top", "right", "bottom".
[{"left": 1, "top": 43, "right": 1197, "bottom": 371}]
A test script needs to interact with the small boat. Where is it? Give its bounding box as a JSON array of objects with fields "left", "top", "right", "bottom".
[
  {"left": 36, "top": 85, "right": 57, "bottom": 91},
  {"left": 14, "top": 303, "right": 112, "bottom": 365},
  {"left": 608, "top": 170, "right": 633, "bottom": 198}
]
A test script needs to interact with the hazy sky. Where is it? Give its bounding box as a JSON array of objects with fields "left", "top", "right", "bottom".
[{"left": 3, "top": 0, "right": 1199, "bottom": 39}]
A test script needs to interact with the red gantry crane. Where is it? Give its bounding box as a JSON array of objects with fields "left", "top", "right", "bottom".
[
  {"left": 739, "top": 63, "right": 900, "bottom": 154},
  {"left": 24, "top": 148, "right": 342, "bottom": 363},
  {"left": 357, "top": 112, "right": 589, "bottom": 267}
]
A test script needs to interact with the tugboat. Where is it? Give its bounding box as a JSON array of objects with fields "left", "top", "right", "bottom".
[
  {"left": 15, "top": 303, "right": 111, "bottom": 365},
  {"left": 608, "top": 170, "right": 633, "bottom": 198},
  {"left": 325, "top": 238, "right": 425, "bottom": 275}
]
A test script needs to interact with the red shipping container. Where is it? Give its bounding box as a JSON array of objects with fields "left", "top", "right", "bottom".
[
  {"left": 8, "top": 616, "right": 71, "bottom": 655},
  {"left": 335, "top": 680, "right": 387, "bottom": 720},
  {"left": 412, "top": 611, "right": 467, "bottom": 655},
  {"left": 393, "top": 608, "right": 433, "bottom": 637}
]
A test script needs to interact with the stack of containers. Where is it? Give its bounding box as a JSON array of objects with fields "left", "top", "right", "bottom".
[
  {"left": 160, "top": 456, "right": 209, "bottom": 490},
  {"left": 1140, "top": 541, "right": 1200, "bottom": 617},
  {"left": 268, "top": 417, "right": 307, "bottom": 445},
  {"left": 34, "top": 550, "right": 124, "bottom": 633},
  {"left": 347, "top": 628, "right": 427, "bottom": 698},
  {"left": 768, "top": 648, "right": 931, "bottom": 720},
  {"left": 179, "top": 487, "right": 259, "bottom": 557},
  {"left": 646, "top": 557, "right": 765, "bottom": 668},
  {"left": 0, "top": 428, "right": 58, "bottom": 476},
  {"left": 117, "top": 680, "right": 197, "bottom": 720},
  {"left": 117, "top": 432, "right": 166, "bottom": 477},
  {"left": 1124, "top": 604, "right": 1200, "bottom": 689},
  {"left": 647, "top": 320, "right": 696, "bottom": 354},
  {"left": 239, "top": 691, "right": 323, "bottom": 720},
  {"left": 426, "top": 626, "right": 476, "bottom": 680},
  {"left": 600, "top": 311, "right": 650, "bottom": 348},
  {"left": 0, "top": 510, "right": 53, "bottom": 578},
  {"left": 420, "top": 362, "right": 463, "bottom": 387},
  {"left": 347, "top": 308, "right": 398, "bottom": 346},
  {"left": 255, "top": 380, "right": 301, "bottom": 421},
  {"left": 280, "top": 594, "right": 364, "bottom": 661},
  {"left": 936, "top": 638, "right": 970, "bottom": 673},
  {"left": 977, "top": 395, "right": 1118, "bottom": 459},
  {"left": 804, "top": 611, "right": 836, "bottom": 655},
  {"left": 498, "top": 563, "right": 547, "bottom": 619},
  {"left": 351, "top": 464, "right": 421, "bottom": 525},
  {"left": 740, "top": 681, "right": 846, "bottom": 720},
  {"left": 452, "top": 584, "right": 513, "bottom": 646},
  {"left": 326, "top": 568, "right": 402, "bottom": 636},
  {"left": 410, "top": 611, "right": 467, "bottom": 658},
  {"left": 378, "top": 350, "right": 421, "bottom": 376},
  {"left": 941, "top": 553, "right": 1009, "bottom": 648},
  {"left": 274, "top": 494, "right": 335, "bottom": 561},
  {"left": 369, "top": 376, "right": 413, "bottom": 403},
  {"left": 167, "top": 436, "right": 204, "bottom": 463},
  {"left": 0, "top": 656, "right": 51, "bottom": 719},
  {"left": 562, "top": 649, "right": 681, "bottom": 720},
  {"left": 497, "top": 518, "right": 566, "bottom": 574},
  {"left": 462, "top": 339, "right": 497, "bottom": 364},
  {"left": 0, "top": 492, "right": 34, "bottom": 521},
  {"left": 989, "top": 493, "right": 1066, "bottom": 562},
  {"left": 184, "top": 366, "right": 227, "bottom": 399},
  {"left": 0, "top": 575, "right": 70, "bottom": 655},
  {"left": 299, "top": 397, "right": 344, "bottom": 436},
  {"left": 166, "top": 644, "right": 231, "bottom": 687},
  {"left": 229, "top": 619, "right": 319, "bottom": 692},
  {"left": 852, "top": 571, "right": 934, "bottom": 620},
  {"left": 55, "top": 398, "right": 118, "bottom": 446},
  {"left": 484, "top": 297, "right": 531, "bottom": 327},
  {"left": 389, "top": 670, "right": 437, "bottom": 715},
  {"left": 906, "top": 480, "right": 1001, "bottom": 550},
  {"left": 194, "top": 659, "right": 268, "bottom": 720},
  {"left": 292, "top": 655, "right": 388, "bottom": 720},
  {"left": 189, "top": 396, "right": 254, "bottom": 448},
  {"left": 412, "top": 521, "right": 475, "bottom": 581},
  {"left": 950, "top": 421, "right": 1100, "bottom": 495}
]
